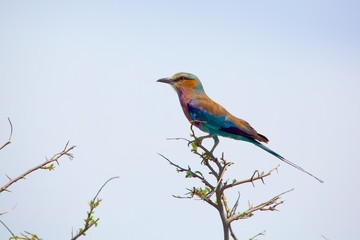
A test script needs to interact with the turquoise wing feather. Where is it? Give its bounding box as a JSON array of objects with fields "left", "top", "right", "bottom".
[{"left": 187, "top": 100, "right": 256, "bottom": 140}]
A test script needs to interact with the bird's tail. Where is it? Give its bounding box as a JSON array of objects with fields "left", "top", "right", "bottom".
[{"left": 251, "top": 140, "right": 324, "bottom": 183}]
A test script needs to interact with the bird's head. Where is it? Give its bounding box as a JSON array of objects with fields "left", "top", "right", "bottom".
[{"left": 157, "top": 72, "right": 205, "bottom": 95}]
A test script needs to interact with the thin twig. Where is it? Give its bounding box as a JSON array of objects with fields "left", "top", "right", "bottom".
[
  {"left": 166, "top": 137, "right": 190, "bottom": 142},
  {"left": 0, "top": 203, "right": 17, "bottom": 216},
  {"left": 0, "top": 117, "right": 13, "bottom": 151},
  {"left": 92, "top": 176, "right": 119, "bottom": 202},
  {"left": 172, "top": 194, "right": 192, "bottom": 199},
  {"left": 0, "top": 220, "right": 16, "bottom": 238},
  {"left": 230, "top": 192, "right": 241, "bottom": 216},
  {"left": 249, "top": 230, "right": 266, "bottom": 240}
]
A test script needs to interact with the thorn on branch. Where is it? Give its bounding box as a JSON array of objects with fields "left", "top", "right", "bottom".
[
  {"left": 5, "top": 174, "right": 12, "bottom": 181},
  {"left": 251, "top": 170, "right": 265, "bottom": 186}
]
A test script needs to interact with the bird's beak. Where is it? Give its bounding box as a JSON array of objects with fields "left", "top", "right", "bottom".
[{"left": 156, "top": 77, "right": 172, "bottom": 84}]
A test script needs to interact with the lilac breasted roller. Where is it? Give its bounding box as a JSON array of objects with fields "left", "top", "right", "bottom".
[{"left": 157, "top": 72, "right": 323, "bottom": 183}]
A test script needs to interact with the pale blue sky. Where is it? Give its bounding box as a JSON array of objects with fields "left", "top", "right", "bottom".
[{"left": 1, "top": 1, "right": 359, "bottom": 239}]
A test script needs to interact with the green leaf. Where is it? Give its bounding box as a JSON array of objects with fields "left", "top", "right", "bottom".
[
  {"left": 185, "top": 170, "right": 194, "bottom": 178},
  {"left": 191, "top": 141, "right": 198, "bottom": 151}
]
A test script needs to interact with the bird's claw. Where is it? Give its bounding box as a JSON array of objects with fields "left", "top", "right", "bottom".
[{"left": 188, "top": 139, "right": 203, "bottom": 148}]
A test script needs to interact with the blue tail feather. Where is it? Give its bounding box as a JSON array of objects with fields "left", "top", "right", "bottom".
[{"left": 250, "top": 140, "right": 324, "bottom": 183}]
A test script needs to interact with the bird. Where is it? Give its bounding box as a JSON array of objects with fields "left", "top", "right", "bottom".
[{"left": 157, "top": 72, "right": 323, "bottom": 183}]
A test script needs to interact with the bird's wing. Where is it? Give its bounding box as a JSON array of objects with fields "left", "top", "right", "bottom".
[{"left": 187, "top": 96, "right": 266, "bottom": 142}]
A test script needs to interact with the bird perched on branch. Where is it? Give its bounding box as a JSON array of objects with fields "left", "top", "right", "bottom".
[{"left": 157, "top": 72, "right": 323, "bottom": 183}]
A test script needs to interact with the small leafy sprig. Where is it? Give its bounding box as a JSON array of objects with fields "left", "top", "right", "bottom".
[{"left": 71, "top": 176, "right": 119, "bottom": 240}]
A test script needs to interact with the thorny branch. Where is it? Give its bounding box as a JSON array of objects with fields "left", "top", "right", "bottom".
[
  {"left": 1, "top": 135, "right": 76, "bottom": 239},
  {"left": 228, "top": 189, "right": 293, "bottom": 222},
  {"left": 1, "top": 141, "right": 76, "bottom": 239},
  {"left": 162, "top": 124, "right": 292, "bottom": 240},
  {"left": 0, "top": 142, "right": 76, "bottom": 193}
]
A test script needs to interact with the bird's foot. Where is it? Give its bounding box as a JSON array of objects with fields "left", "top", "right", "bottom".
[{"left": 188, "top": 138, "right": 203, "bottom": 149}]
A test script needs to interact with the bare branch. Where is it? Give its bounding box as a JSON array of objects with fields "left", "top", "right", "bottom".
[
  {"left": 0, "top": 143, "right": 76, "bottom": 193},
  {"left": 71, "top": 176, "right": 119, "bottom": 240},
  {"left": 0, "top": 117, "right": 13, "bottom": 151}
]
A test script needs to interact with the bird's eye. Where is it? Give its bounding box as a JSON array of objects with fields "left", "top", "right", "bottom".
[
  {"left": 174, "top": 76, "right": 184, "bottom": 82},
  {"left": 173, "top": 76, "right": 187, "bottom": 82}
]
